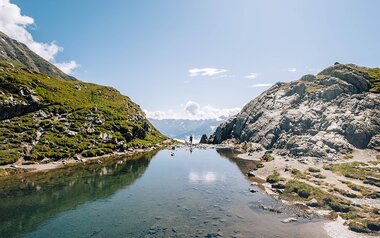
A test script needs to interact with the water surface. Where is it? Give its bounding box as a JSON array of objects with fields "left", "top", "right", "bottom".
[{"left": 0, "top": 148, "right": 328, "bottom": 237}]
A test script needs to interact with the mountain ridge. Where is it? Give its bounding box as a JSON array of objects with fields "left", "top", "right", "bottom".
[{"left": 0, "top": 31, "right": 76, "bottom": 81}]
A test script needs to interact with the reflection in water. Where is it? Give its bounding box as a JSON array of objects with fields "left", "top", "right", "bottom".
[
  {"left": 216, "top": 148, "right": 258, "bottom": 175},
  {"left": 0, "top": 148, "right": 328, "bottom": 238},
  {"left": 188, "top": 171, "right": 225, "bottom": 184},
  {"left": 0, "top": 151, "right": 156, "bottom": 238}
]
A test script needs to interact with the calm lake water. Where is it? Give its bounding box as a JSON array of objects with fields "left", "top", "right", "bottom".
[{"left": 0, "top": 147, "right": 329, "bottom": 238}]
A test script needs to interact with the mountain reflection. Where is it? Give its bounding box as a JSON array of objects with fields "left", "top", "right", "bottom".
[
  {"left": 0, "top": 151, "right": 156, "bottom": 238},
  {"left": 216, "top": 148, "right": 258, "bottom": 177}
]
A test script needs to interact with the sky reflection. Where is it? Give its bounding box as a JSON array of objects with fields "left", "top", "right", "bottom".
[{"left": 188, "top": 171, "right": 225, "bottom": 184}]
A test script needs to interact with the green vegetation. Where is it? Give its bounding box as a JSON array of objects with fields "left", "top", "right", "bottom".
[
  {"left": 368, "top": 155, "right": 380, "bottom": 166},
  {"left": 340, "top": 180, "right": 379, "bottom": 199},
  {"left": 282, "top": 180, "right": 351, "bottom": 211},
  {"left": 368, "top": 68, "right": 380, "bottom": 93},
  {"left": 308, "top": 167, "right": 320, "bottom": 173},
  {"left": 343, "top": 154, "right": 354, "bottom": 160},
  {"left": 256, "top": 162, "right": 264, "bottom": 168},
  {"left": 0, "top": 61, "right": 167, "bottom": 165},
  {"left": 346, "top": 214, "right": 380, "bottom": 233},
  {"left": 291, "top": 169, "right": 310, "bottom": 180},
  {"left": 325, "top": 162, "right": 380, "bottom": 187},
  {"left": 0, "top": 168, "right": 30, "bottom": 177},
  {"left": 260, "top": 151, "right": 274, "bottom": 162},
  {"left": 281, "top": 179, "right": 380, "bottom": 233},
  {"left": 305, "top": 84, "right": 321, "bottom": 94},
  {"left": 312, "top": 173, "right": 326, "bottom": 179},
  {"left": 330, "top": 187, "right": 361, "bottom": 198},
  {"left": 267, "top": 171, "right": 286, "bottom": 189},
  {"left": 266, "top": 171, "right": 282, "bottom": 184}
]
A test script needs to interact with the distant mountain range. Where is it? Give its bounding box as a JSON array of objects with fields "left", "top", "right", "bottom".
[{"left": 149, "top": 118, "right": 225, "bottom": 142}]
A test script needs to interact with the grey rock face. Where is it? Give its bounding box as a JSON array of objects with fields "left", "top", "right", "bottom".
[
  {"left": 211, "top": 64, "right": 380, "bottom": 158},
  {"left": 199, "top": 134, "right": 208, "bottom": 144},
  {"left": 0, "top": 84, "right": 44, "bottom": 120},
  {"left": 0, "top": 31, "right": 76, "bottom": 80}
]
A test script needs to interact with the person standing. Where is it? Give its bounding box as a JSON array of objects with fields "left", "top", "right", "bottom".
[{"left": 189, "top": 135, "right": 193, "bottom": 145}]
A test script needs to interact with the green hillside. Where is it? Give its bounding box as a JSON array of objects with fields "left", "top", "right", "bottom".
[{"left": 0, "top": 61, "right": 166, "bottom": 165}]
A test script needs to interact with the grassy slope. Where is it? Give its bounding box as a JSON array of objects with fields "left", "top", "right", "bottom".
[
  {"left": 368, "top": 68, "right": 380, "bottom": 93},
  {"left": 0, "top": 61, "right": 166, "bottom": 165}
]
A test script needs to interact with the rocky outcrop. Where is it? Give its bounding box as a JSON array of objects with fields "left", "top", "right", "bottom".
[
  {"left": 199, "top": 134, "right": 208, "bottom": 144},
  {"left": 0, "top": 82, "right": 44, "bottom": 120},
  {"left": 211, "top": 64, "right": 380, "bottom": 158},
  {"left": 0, "top": 31, "right": 76, "bottom": 80}
]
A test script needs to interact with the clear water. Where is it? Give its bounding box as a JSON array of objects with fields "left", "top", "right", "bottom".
[{"left": 0, "top": 148, "right": 328, "bottom": 238}]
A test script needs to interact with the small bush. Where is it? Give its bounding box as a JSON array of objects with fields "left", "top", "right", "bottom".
[
  {"left": 256, "top": 162, "right": 264, "bottom": 169},
  {"left": 308, "top": 167, "right": 320, "bottom": 173},
  {"left": 261, "top": 152, "right": 274, "bottom": 162},
  {"left": 291, "top": 169, "right": 308, "bottom": 179},
  {"left": 267, "top": 171, "right": 282, "bottom": 184}
]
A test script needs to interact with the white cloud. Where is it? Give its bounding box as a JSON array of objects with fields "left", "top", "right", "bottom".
[
  {"left": 288, "top": 67, "right": 297, "bottom": 73},
  {"left": 244, "top": 73, "right": 259, "bottom": 79},
  {"left": 188, "top": 68, "right": 227, "bottom": 77},
  {"left": 144, "top": 100, "right": 241, "bottom": 120},
  {"left": 184, "top": 101, "right": 200, "bottom": 115},
  {"left": 250, "top": 83, "right": 273, "bottom": 88},
  {"left": 54, "top": 61, "right": 79, "bottom": 74},
  {"left": 0, "top": 0, "right": 78, "bottom": 74}
]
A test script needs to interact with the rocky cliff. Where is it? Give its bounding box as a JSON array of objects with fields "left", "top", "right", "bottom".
[
  {"left": 0, "top": 33, "right": 166, "bottom": 165},
  {"left": 211, "top": 64, "right": 380, "bottom": 158},
  {"left": 0, "top": 31, "right": 75, "bottom": 81}
]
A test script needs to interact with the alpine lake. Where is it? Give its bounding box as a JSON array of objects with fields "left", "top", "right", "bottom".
[{"left": 0, "top": 147, "right": 329, "bottom": 238}]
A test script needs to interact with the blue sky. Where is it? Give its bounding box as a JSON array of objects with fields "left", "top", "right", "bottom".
[{"left": 2, "top": 0, "right": 380, "bottom": 119}]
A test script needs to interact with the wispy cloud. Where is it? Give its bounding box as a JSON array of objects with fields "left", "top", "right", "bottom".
[
  {"left": 144, "top": 100, "right": 240, "bottom": 120},
  {"left": 188, "top": 68, "right": 227, "bottom": 77},
  {"left": 0, "top": 0, "right": 79, "bottom": 74},
  {"left": 288, "top": 67, "right": 297, "bottom": 73},
  {"left": 211, "top": 74, "right": 235, "bottom": 79},
  {"left": 250, "top": 83, "right": 272, "bottom": 88},
  {"left": 244, "top": 73, "right": 259, "bottom": 80}
]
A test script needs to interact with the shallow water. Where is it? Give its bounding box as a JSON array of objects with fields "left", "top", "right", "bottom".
[{"left": 0, "top": 148, "right": 329, "bottom": 238}]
